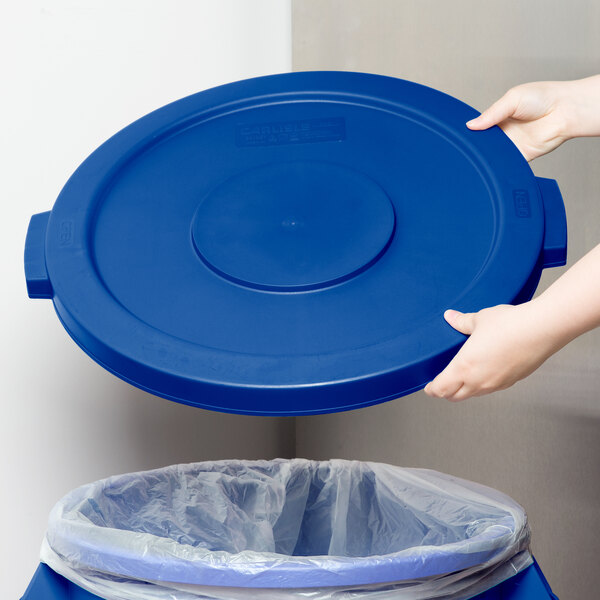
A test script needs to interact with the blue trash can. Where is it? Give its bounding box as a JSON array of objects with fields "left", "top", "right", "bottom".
[{"left": 21, "top": 460, "right": 559, "bottom": 600}]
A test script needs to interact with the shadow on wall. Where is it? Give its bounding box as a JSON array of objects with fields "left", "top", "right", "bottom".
[{"left": 110, "top": 384, "right": 297, "bottom": 471}]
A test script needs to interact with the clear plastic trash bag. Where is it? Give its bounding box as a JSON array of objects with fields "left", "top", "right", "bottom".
[{"left": 41, "top": 459, "right": 532, "bottom": 600}]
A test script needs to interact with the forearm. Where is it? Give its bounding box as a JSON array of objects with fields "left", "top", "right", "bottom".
[
  {"left": 562, "top": 75, "right": 600, "bottom": 139},
  {"left": 530, "top": 244, "right": 600, "bottom": 349}
]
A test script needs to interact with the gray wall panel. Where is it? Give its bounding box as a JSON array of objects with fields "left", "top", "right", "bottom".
[{"left": 293, "top": 2, "right": 600, "bottom": 598}]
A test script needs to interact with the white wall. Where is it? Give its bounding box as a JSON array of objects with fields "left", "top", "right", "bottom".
[{"left": 0, "top": 2, "right": 292, "bottom": 598}]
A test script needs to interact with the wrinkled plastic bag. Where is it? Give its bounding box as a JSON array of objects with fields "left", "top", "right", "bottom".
[{"left": 41, "top": 459, "right": 532, "bottom": 600}]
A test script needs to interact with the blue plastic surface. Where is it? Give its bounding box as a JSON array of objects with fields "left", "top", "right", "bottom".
[
  {"left": 24, "top": 71, "right": 567, "bottom": 415},
  {"left": 24, "top": 212, "right": 53, "bottom": 299},
  {"left": 21, "top": 560, "right": 559, "bottom": 600}
]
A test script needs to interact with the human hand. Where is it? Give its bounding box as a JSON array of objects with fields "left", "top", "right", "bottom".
[
  {"left": 467, "top": 75, "right": 600, "bottom": 161},
  {"left": 423, "top": 303, "right": 563, "bottom": 401}
]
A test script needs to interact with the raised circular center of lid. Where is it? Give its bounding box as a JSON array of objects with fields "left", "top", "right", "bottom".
[{"left": 191, "top": 161, "right": 395, "bottom": 291}]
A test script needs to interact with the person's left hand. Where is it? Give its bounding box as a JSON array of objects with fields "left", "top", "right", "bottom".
[{"left": 424, "top": 303, "right": 560, "bottom": 401}]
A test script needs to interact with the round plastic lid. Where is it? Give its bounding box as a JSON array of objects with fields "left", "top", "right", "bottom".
[{"left": 25, "top": 72, "right": 567, "bottom": 415}]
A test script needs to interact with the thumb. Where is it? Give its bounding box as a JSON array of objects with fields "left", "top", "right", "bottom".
[
  {"left": 466, "top": 90, "right": 519, "bottom": 130},
  {"left": 444, "top": 309, "right": 476, "bottom": 335}
]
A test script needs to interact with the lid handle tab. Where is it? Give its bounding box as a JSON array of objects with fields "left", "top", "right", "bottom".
[
  {"left": 537, "top": 177, "right": 567, "bottom": 268},
  {"left": 25, "top": 212, "right": 53, "bottom": 299}
]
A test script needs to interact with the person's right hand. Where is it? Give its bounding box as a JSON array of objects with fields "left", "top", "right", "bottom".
[{"left": 467, "top": 75, "right": 600, "bottom": 161}]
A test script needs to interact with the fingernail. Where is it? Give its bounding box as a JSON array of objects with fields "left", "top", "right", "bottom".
[{"left": 444, "top": 309, "right": 458, "bottom": 320}]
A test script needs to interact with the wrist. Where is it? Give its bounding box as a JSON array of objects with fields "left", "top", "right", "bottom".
[
  {"left": 526, "top": 295, "right": 579, "bottom": 353},
  {"left": 560, "top": 76, "right": 600, "bottom": 139}
]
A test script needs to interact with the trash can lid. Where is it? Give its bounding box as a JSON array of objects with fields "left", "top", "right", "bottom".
[{"left": 25, "top": 71, "right": 567, "bottom": 415}]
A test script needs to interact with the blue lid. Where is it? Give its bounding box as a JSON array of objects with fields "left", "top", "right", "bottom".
[{"left": 25, "top": 72, "right": 567, "bottom": 415}]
